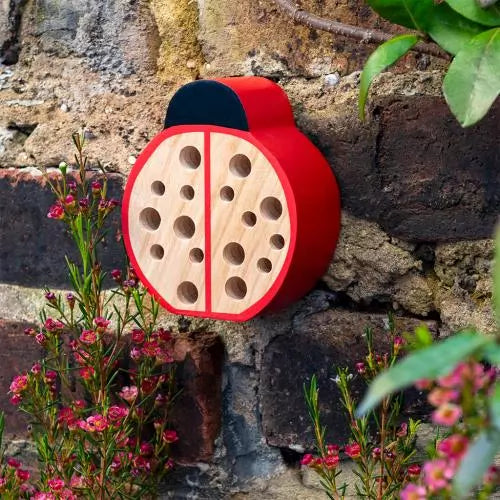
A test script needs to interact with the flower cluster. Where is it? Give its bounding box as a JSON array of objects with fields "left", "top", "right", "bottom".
[
  {"left": 1, "top": 133, "right": 179, "bottom": 499},
  {"left": 400, "top": 360, "right": 499, "bottom": 498}
]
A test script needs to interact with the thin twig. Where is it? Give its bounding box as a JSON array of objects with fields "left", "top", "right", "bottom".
[{"left": 271, "top": 0, "right": 450, "bottom": 60}]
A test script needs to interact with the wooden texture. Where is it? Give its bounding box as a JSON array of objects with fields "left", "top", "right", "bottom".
[{"left": 210, "top": 132, "right": 290, "bottom": 314}]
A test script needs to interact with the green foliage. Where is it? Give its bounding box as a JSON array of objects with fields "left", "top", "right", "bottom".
[
  {"left": 443, "top": 28, "right": 500, "bottom": 126},
  {"left": 356, "top": 330, "right": 491, "bottom": 416},
  {"left": 359, "top": 34, "right": 418, "bottom": 120},
  {"left": 357, "top": 232, "right": 500, "bottom": 498},
  {"left": 361, "top": 0, "right": 500, "bottom": 127}
]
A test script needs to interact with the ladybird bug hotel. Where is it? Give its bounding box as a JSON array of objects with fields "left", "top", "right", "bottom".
[{"left": 123, "top": 77, "right": 341, "bottom": 321}]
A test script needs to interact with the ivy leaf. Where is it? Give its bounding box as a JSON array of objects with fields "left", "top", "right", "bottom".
[
  {"left": 427, "top": 4, "right": 485, "bottom": 54},
  {"left": 359, "top": 34, "right": 418, "bottom": 120},
  {"left": 445, "top": 0, "right": 500, "bottom": 26},
  {"left": 443, "top": 28, "right": 500, "bottom": 127},
  {"left": 367, "top": 0, "right": 434, "bottom": 30},
  {"left": 452, "top": 430, "right": 500, "bottom": 498},
  {"left": 356, "top": 331, "right": 491, "bottom": 416}
]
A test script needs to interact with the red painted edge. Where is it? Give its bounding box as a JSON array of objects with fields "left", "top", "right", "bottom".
[{"left": 122, "top": 124, "right": 298, "bottom": 322}]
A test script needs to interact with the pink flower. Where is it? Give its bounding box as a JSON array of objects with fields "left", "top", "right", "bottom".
[
  {"left": 162, "top": 430, "right": 179, "bottom": 443},
  {"left": 79, "top": 366, "right": 95, "bottom": 380},
  {"left": 301, "top": 453, "right": 313, "bottom": 466},
  {"left": 423, "top": 459, "right": 455, "bottom": 492},
  {"left": 142, "top": 340, "right": 159, "bottom": 357},
  {"left": 48, "top": 477, "right": 65, "bottom": 491},
  {"left": 45, "top": 292, "right": 56, "bottom": 303},
  {"left": 10, "top": 394, "right": 22, "bottom": 405},
  {"left": 111, "top": 269, "right": 122, "bottom": 282},
  {"left": 415, "top": 379, "right": 432, "bottom": 390},
  {"left": 94, "top": 317, "right": 110, "bottom": 331},
  {"left": 91, "top": 181, "right": 102, "bottom": 195},
  {"left": 31, "top": 362, "right": 42, "bottom": 375},
  {"left": 16, "top": 469, "right": 30, "bottom": 482},
  {"left": 437, "top": 434, "right": 468, "bottom": 460},
  {"left": 407, "top": 464, "right": 422, "bottom": 479},
  {"left": 397, "top": 422, "right": 408, "bottom": 438},
  {"left": 400, "top": 483, "right": 427, "bottom": 500},
  {"left": 119, "top": 385, "right": 138, "bottom": 403},
  {"left": 344, "top": 442, "right": 361, "bottom": 459},
  {"left": 81, "top": 414, "right": 109, "bottom": 432},
  {"left": 130, "top": 347, "right": 142, "bottom": 361},
  {"left": 33, "top": 493, "right": 56, "bottom": 500},
  {"left": 45, "top": 370, "right": 57, "bottom": 382},
  {"left": 484, "top": 465, "right": 499, "bottom": 485},
  {"left": 7, "top": 457, "right": 21, "bottom": 468},
  {"left": 47, "top": 203, "right": 64, "bottom": 219},
  {"left": 0, "top": 477, "right": 7, "bottom": 490},
  {"left": 140, "top": 442, "right": 154, "bottom": 456},
  {"left": 79, "top": 329, "right": 97, "bottom": 345},
  {"left": 157, "top": 328, "right": 172, "bottom": 342},
  {"left": 36, "top": 333, "right": 47, "bottom": 345},
  {"left": 324, "top": 454, "right": 339, "bottom": 469},
  {"left": 427, "top": 387, "right": 459, "bottom": 407},
  {"left": 327, "top": 444, "right": 339, "bottom": 455},
  {"left": 165, "top": 458, "right": 175, "bottom": 470},
  {"left": 107, "top": 406, "right": 129, "bottom": 422},
  {"left": 44, "top": 318, "right": 64, "bottom": 332},
  {"left": 156, "top": 347, "right": 174, "bottom": 364},
  {"left": 73, "top": 399, "right": 86, "bottom": 409},
  {"left": 24, "top": 327, "right": 36, "bottom": 336},
  {"left": 131, "top": 328, "right": 145, "bottom": 344},
  {"left": 66, "top": 293, "right": 75, "bottom": 308},
  {"left": 355, "top": 362, "right": 366, "bottom": 374},
  {"left": 57, "top": 407, "right": 76, "bottom": 427},
  {"left": 64, "top": 194, "right": 75, "bottom": 207},
  {"left": 10, "top": 374, "right": 28, "bottom": 394},
  {"left": 69, "top": 475, "right": 85, "bottom": 489},
  {"left": 432, "top": 403, "right": 462, "bottom": 426}
]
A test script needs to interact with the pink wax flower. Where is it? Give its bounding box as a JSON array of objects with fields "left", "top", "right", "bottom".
[
  {"left": 10, "top": 374, "right": 28, "bottom": 394},
  {"left": 344, "top": 442, "right": 361, "bottom": 459},
  {"left": 36, "top": 333, "right": 47, "bottom": 345},
  {"left": 48, "top": 477, "right": 65, "bottom": 491},
  {"left": 324, "top": 454, "right": 339, "bottom": 469},
  {"left": 437, "top": 434, "right": 468, "bottom": 460},
  {"left": 7, "top": 457, "right": 21, "bottom": 468},
  {"left": 432, "top": 403, "right": 462, "bottom": 426},
  {"left": 16, "top": 469, "right": 30, "bottom": 482},
  {"left": 131, "top": 328, "right": 145, "bottom": 344},
  {"left": 415, "top": 379, "right": 432, "bottom": 391},
  {"left": 31, "top": 362, "right": 42, "bottom": 375},
  {"left": 301, "top": 453, "right": 313, "bottom": 466},
  {"left": 423, "top": 459, "right": 454, "bottom": 492},
  {"left": 44, "top": 318, "right": 64, "bottom": 332},
  {"left": 94, "top": 316, "right": 110, "bottom": 331},
  {"left": 130, "top": 347, "right": 142, "bottom": 361},
  {"left": 427, "top": 387, "right": 459, "bottom": 407},
  {"left": 119, "top": 385, "right": 138, "bottom": 403},
  {"left": 64, "top": 194, "right": 75, "bottom": 207},
  {"left": 79, "top": 329, "right": 97, "bottom": 345},
  {"left": 47, "top": 203, "right": 64, "bottom": 220},
  {"left": 79, "top": 366, "right": 95, "bottom": 380},
  {"left": 10, "top": 394, "right": 22, "bottom": 405},
  {"left": 140, "top": 442, "right": 154, "bottom": 456},
  {"left": 107, "top": 406, "right": 129, "bottom": 422},
  {"left": 400, "top": 484, "right": 427, "bottom": 500},
  {"left": 162, "top": 429, "right": 179, "bottom": 443},
  {"left": 81, "top": 414, "right": 109, "bottom": 432}
]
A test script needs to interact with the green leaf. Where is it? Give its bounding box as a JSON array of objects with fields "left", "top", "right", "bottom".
[
  {"left": 489, "top": 382, "right": 500, "bottom": 430},
  {"left": 427, "top": 4, "right": 484, "bottom": 54},
  {"left": 356, "top": 330, "right": 491, "bottom": 416},
  {"left": 367, "top": 0, "right": 434, "bottom": 30},
  {"left": 452, "top": 430, "right": 500, "bottom": 498},
  {"left": 359, "top": 34, "right": 419, "bottom": 120},
  {"left": 494, "top": 225, "right": 500, "bottom": 324},
  {"left": 483, "top": 342, "right": 500, "bottom": 365},
  {"left": 443, "top": 28, "right": 500, "bottom": 127},
  {"left": 445, "top": 0, "right": 500, "bottom": 26}
]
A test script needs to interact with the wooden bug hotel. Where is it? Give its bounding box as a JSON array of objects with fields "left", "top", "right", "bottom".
[{"left": 122, "top": 77, "right": 341, "bottom": 321}]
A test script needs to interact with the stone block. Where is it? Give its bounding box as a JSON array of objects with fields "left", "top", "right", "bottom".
[
  {"left": 260, "top": 309, "right": 438, "bottom": 449},
  {"left": 0, "top": 169, "right": 124, "bottom": 287}
]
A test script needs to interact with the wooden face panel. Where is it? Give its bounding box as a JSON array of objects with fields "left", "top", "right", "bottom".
[
  {"left": 125, "top": 128, "right": 291, "bottom": 318},
  {"left": 210, "top": 132, "right": 291, "bottom": 314},
  {"left": 127, "top": 132, "right": 207, "bottom": 312}
]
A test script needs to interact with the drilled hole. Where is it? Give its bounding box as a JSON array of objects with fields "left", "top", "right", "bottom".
[
  {"left": 225, "top": 277, "right": 247, "bottom": 300},
  {"left": 150, "top": 244, "right": 164, "bottom": 260},
  {"left": 229, "top": 154, "right": 251, "bottom": 178},
  {"left": 223, "top": 242, "right": 245, "bottom": 266},
  {"left": 189, "top": 248, "right": 204, "bottom": 263},
  {"left": 260, "top": 197, "right": 282, "bottom": 220},
  {"left": 220, "top": 186, "right": 234, "bottom": 202},
  {"left": 151, "top": 181, "right": 165, "bottom": 196},
  {"left": 139, "top": 207, "right": 161, "bottom": 231},
  {"left": 173, "top": 216, "right": 195, "bottom": 239},
  {"left": 257, "top": 258, "right": 272, "bottom": 273},
  {"left": 180, "top": 185, "right": 195, "bottom": 200},
  {"left": 242, "top": 211, "right": 256, "bottom": 227},
  {"left": 179, "top": 146, "right": 201, "bottom": 169},
  {"left": 270, "top": 234, "right": 285, "bottom": 250},
  {"left": 177, "top": 281, "right": 198, "bottom": 304}
]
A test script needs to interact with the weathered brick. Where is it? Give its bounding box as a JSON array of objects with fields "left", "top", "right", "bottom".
[
  {"left": 0, "top": 320, "right": 43, "bottom": 436},
  {"left": 170, "top": 331, "right": 224, "bottom": 463},
  {"left": 0, "top": 170, "right": 124, "bottom": 287},
  {"left": 260, "top": 309, "right": 438, "bottom": 449}
]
